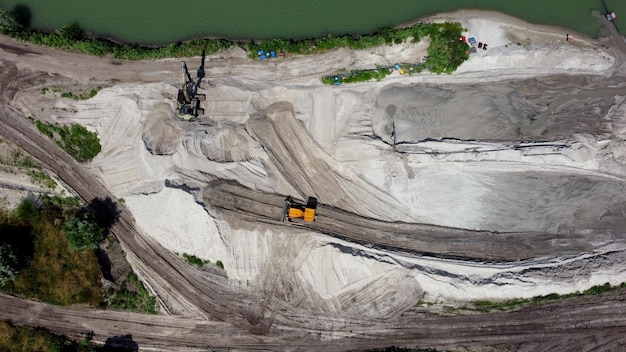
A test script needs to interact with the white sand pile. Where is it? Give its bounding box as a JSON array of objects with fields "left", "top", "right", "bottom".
[{"left": 125, "top": 187, "right": 228, "bottom": 262}]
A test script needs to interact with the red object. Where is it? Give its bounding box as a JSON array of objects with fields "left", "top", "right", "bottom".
[{"left": 459, "top": 35, "right": 467, "bottom": 43}]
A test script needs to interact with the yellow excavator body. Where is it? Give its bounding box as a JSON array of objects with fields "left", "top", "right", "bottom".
[
  {"left": 283, "top": 196, "right": 317, "bottom": 223},
  {"left": 288, "top": 207, "right": 305, "bottom": 219}
]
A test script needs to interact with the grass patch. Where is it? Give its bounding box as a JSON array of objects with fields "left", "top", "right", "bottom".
[
  {"left": 0, "top": 320, "right": 68, "bottom": 352},
  {"left": 28, "top": 170, "right": 57, "bottom": 190},
  {"left": 2, "top": 195, "right": 157, "bottom": 315},
  {"left": 182, "top": 253, "right": 209, "bottom": 267},
  {"left": 2, "top": 149, "right": 35, "bottom": 169},
  {"left": 468, "top": 282, "right": 624, "bottom": 313},
  {"left": 0, "top": 320, "right": 124, "bottom": 352},
  {"left": 34, "top": 121, "right": 101, "bottom": 163},
  {"left": 105, "top": 273, "right": 157, "bottom": 314},
  {"left": 1, "top": 197, "right": 103, "bottom": 307},
  {"left": 56, "top": 86, "right": 101, "bottom": 100}
]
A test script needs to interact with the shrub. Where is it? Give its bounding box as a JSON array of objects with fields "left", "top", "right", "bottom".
[
  {"left": 216, "top": 260, "right": 224, "bottom": 269},
  {"left": 63, "top": 211, "right": 105, "bottom": 250},
  {"left": 28, "top": 170, "right": 57, "bottom": 190},
  {"left": 182, "top": 253, "right": 205, "bottom": 267},
  {"left": 0, "top": 242, "right": 20, "bottom": 285},
  {"left": 13, "top": 198, "right": 40, "bottom": 224},
  {"left": 583, "top": 282, "right": 612, "bottom": 296},
  {"left": 105, "top": 273, "right": 156, "bottom": 314},
  {"left": 34, "top": 121, "right": 101, "bottom": 163},
  {"left": 0, "top": 8, "right": 22, "bottom": 34}
]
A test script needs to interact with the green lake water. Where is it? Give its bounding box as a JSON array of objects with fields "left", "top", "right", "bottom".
[{"left": 0, "top": 0, "right": 624, "bottom": 44}]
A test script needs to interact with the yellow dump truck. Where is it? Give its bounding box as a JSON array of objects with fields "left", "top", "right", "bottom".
[{"left": 282, "top": 196, "right": 317, "bottom": 222}]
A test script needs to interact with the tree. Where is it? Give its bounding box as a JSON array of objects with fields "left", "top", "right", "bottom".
[
  {"left": 0, "top": 8, "right": 22, "bottom": 34},
  {"left": 56, "top": 23, "right": 84, "bottom": 41},
  {"left": 13, "top": 197, "right": 39, "bottom": 224},
  {"left": 63, "top": 211, "right": 105, "bottom": 250},
  {"left": 0, "top": 242, "right": 20, "bottom": 285}
]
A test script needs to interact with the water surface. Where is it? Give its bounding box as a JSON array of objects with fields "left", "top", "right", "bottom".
[{"left": 0, "top": 0, "right": 623, "bottom": 44}]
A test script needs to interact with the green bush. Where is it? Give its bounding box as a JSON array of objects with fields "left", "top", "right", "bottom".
[
  {"left": 183, "top": 253, "right": 206, "bottom": 267},
  {"left": 322, "top": 22, "right": 468, "bottom": 84},
  {"left": 0, "top": 242, "right": 20, "bottom": 285},
  {"left": 35, "top": 121, "right": 101, "bottom": 163},
  {"left": 28, "top": 170, "right": 57, "bottom": 190},
  {"left": 216, "top": 260, "right": 224, "bottom": 269},
  {"left": 13, "top": 198, "right": 40, "bottom": 224},
  {"left": 105, "top": 273, "right": 156, "bottom": 314},
  {"left": 583, "top": 282, "right": 612, "bottom": 296},
  {"left": 0, "top": 8, "right": 22, "bottom": 34},
  {"left": 62, "top": 212, "right": 105, "bottom": 250}
]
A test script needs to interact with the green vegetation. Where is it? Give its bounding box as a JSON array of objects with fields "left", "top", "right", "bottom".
[
  {"left": 28, "top": 170, "right": 57, "bottom": 190},
  {"left": 3, "top": 10, "right": 232, "bottom": 60},
  {"left": 0, "top": 144, "right": 58, "bottom": 190},
  {"left": 40, "top": 85, "right": 102, "bottom": 100},
  {"left": 1, "top": 195, "right": 156, "bottom": 314},
  {"left": 5, "top": 149, "right": 35, "bottom": 169},
  {"left": 63, "top": 211, "right": 105, "bottom": 250},
  {"left": 367, "top": 347, "right": 446, "bottom": 352},
  {"left": 34, "top": 121, "right": 101, "bottom": 163},
  {"left": 0, "top": 320, "right": 68, "bottom": 352},
  {"left": 467, "top": 282, "right": 626, "bottom": 313},
  {"left": 105, "top": 273, "right": 157, "bottom": 314},
  {"left": 0, "top": 242, "right": 20, "bottom": 285},
  {"left": 247, "top": 23, "right": 446, "bottom": 56},
  {"left": 58, "top": 87, "right": 102, "bottom": 100},
  {"left": 182, "top": 253, "right": 209, "bottom": 267},
  {"left": 321, "top": 22, "right": 469, "bottom": 84},
  {"left": 0, "top": 8, "right": 22, "bottom": 34},
  {"left": 0, "top": 320, "right": 126, "bottom": 352},
  {"left": 182, "top": 253, "right": 224, "bottom": 271},
  {"left": 1, "top": 196, "right": 103, "bottom": 306}
]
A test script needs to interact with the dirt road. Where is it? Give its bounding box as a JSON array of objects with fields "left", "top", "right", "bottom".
[{"left": 2, "top": 289, "right": 626, "bottom": 351}]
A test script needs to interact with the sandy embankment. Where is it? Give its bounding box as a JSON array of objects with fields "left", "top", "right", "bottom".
[{"left": 4, "top": 8, "right": 626, "bottom": 314}]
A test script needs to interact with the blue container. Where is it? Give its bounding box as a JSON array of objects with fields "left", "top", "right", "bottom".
[
  {"left": 258, "top": 50, "right": 264, "bottom": 56},
  {"left": 271, "top": 51, "right": 276, "bottom": 58}
]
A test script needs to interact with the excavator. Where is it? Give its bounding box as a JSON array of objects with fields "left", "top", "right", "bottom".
[
  {"left": 282, "top": 196, "right": 317, "bottom": 223},
  {"left": 177, "top": 52, "right": 206, "bottom": 120}
]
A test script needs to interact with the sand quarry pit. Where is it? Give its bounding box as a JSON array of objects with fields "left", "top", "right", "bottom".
[{"left": 2, "top": 9, "right": 626, "bottom": 350}]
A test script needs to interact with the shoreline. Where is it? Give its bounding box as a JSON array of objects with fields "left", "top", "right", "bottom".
[{"left": 4, "top": 9, "right": 608, "bottom": 50}]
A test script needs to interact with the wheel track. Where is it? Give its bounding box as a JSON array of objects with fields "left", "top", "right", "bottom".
[{"left": 203, "top": 180, "right": 603, "bottom": 261}]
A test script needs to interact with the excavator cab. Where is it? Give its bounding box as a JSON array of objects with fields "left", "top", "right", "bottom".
[{"left": 283, "top": 196, "right": 317, "bottom": 222}]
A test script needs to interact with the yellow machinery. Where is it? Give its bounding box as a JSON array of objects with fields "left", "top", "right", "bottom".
[{"left": 282, "top": 196, "right": 317, "bottom": 222}]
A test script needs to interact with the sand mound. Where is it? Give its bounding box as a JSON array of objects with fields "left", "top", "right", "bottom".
[{"left": 142, "top": 102, "right": 183, "bottom": 155}]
